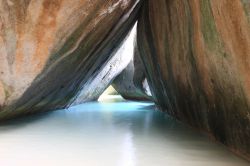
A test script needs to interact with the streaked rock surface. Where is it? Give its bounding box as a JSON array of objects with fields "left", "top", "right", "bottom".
[
  {"left": 71, "top": 25, "right": 136, "bottom": 106},
  {"left": 0, "top": 0, "right": 141, "bottom": 119},
  {"left": 137, "top": 0, "right": 250, "bottom": 159}
]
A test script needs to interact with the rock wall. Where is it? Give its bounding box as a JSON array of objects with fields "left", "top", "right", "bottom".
[
  {"left": 71, "top": 24, "right": 136, "bottom": 106},
  {"left": 0, "top": 0, "right": 141, "bottom": 120},
  {"left": 112, "top": 37, "right": 152, "bottom": 101},
  {"left": 137, "top": 0, "right": 250, "bottom": 159}
]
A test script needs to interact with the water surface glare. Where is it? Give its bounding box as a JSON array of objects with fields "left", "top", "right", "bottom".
[{"left": 0, "top": 97, "right": 249, "bottom": 166}]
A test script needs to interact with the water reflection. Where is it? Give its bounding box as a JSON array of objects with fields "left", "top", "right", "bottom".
[{"left": 0, "top": 96, "right": 249, "bottom": 166}]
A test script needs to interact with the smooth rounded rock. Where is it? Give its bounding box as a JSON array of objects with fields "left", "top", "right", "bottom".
[
  {"left": 0, "top": 0, "right": 141, "bottom": 119},
  {"left": 137, "top": 0, "right": 250, "bottom": 159}
]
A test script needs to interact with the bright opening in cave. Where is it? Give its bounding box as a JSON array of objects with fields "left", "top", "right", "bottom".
[{"left": 98, "top": 85, "right": 123, "bottom": 102}]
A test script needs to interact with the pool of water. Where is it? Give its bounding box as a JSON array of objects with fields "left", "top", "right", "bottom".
[{"left": 0, "top": 96, "right": 249, "bottom": 166}]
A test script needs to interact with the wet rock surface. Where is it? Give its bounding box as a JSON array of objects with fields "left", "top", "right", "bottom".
[
  {"left": 137, "top": 0, "right": 250, "bottom": 159},
  {"left": 0, "top": 0, "right": 141, "bottom": 119}
]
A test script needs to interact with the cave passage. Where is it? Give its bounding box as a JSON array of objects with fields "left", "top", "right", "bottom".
[
  {"left": 0, "top": 94, "right": 248, "bottom": 166},
  {"left": 0, "top": 0, "right": 250, "bottom": 165}
]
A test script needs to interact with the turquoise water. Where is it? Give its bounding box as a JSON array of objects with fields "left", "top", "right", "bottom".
[{"left": 0, "top": 96, "right": 249, "bottom": 166}]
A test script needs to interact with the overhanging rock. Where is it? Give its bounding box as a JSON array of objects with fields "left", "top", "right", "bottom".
[{"left": 0, "top": 0, "right": 141, "bottom": 120}]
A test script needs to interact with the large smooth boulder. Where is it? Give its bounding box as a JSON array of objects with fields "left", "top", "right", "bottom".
[
  {"left": 112, "top": 38, "right": 152, "bottom": 100},
  {"left": 138, "top": 0, "right": 250, "bottom": 158},
  {"left": 0, "top": 0, "right": 141, "bottom": 120}
]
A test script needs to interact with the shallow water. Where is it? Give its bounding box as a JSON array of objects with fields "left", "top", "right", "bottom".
[{"left": 0, "top": 96, "right": 249, "bottom": 166}]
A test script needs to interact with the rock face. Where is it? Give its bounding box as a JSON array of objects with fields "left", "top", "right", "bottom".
[
  {"left": 112, "top": 37, "right": 152, "bottom": 100},
  {"left": 71, "top": 25, "right": 136, "bottom": 106},
  {"left": 137, "top": 0, "right": 250, "bottom": 158},
  {"left": 0, "top": 0, "right": 141, "bottom": 119}
]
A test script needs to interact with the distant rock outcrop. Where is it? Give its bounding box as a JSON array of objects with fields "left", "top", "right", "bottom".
[{"left": 112, "top": 37, "right": 152, "bottom": 101}]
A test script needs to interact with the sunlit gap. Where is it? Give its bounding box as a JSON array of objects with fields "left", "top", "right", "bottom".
[
  {"left": 98, "top": 85, "right": 123, "bottom": 102},
  {"left": 71, "top": 85, "right": 153, "bottom": 113}
]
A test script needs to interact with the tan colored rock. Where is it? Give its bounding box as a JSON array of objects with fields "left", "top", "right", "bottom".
[
  {"left": 0, "top": 0, "right": 141, "bottom": 119},
  {"left": 138, "top": 0, "right": 250, "bottom": 159},
  {"left": 0, "top": 81, "right": 5, "bottom": 106}
]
